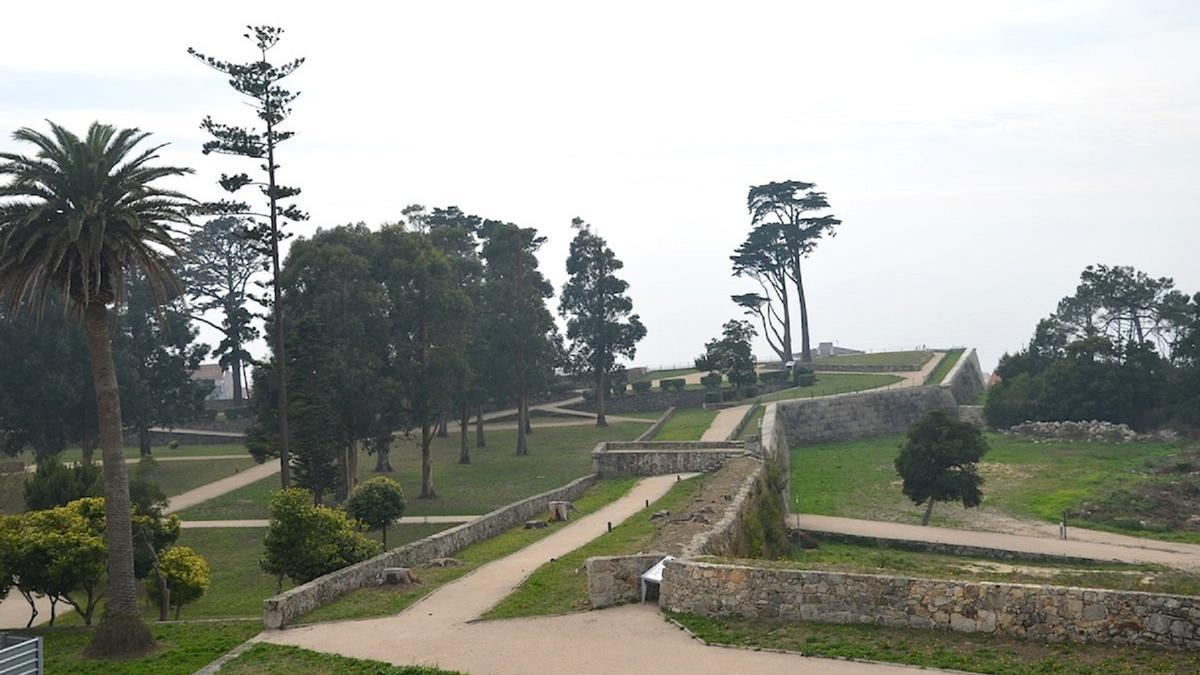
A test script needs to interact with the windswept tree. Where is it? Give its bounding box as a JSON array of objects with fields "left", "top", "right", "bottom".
[
  {"left": 0, "top": 121, "right": 194, "bottom": 655},
  {"left": 560, "top": 218, "right": 646, "bottom": 426},
  {"left": 178, "top": 216, "right": 263, "bottom": 402},
  {"left": 190, "top": 25, "right": 308, "bottom": 488},
  {"left": 736, "top": 181, "right": 840, "bottom": 363},
  {"left": 480, "top": 222, "right": 557, "bottom": 455}
]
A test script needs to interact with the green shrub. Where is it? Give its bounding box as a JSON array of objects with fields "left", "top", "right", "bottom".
[
  {"left": 660, "top": 378, "right": 686, "bottom": 391},
  {"left": 261, "top": 488, "right": 383, "bottom": 587},
  {"left": 797, "top": 372, "right": 817, "bottom": 386},
  {"left": 581, "top": 389, "right": 596, "bottom": 402},
  {"left": 610, "top": 382, "right": 628, "bottom": 396},
  {"left": 721, "top": 389, "right": 741, "bottom": 402},
  {"left": 224, "top": 407, "right": 253, "bottom": 420},
  {"left": 631, "top": 380, "right": 651, "bottom": 393},
  {"left": 743, "top": 386, "right": 759, "bottom": 398},
  {"left": 703, "top": 391, "right": 721, "bottom": 404},
  {"left": 700, "top": 373, "right": 723, "bottom": 388},
  {"left": 24, "top": 457, "right": 101, "bottom": 511},
  {"left": 345, "top": 477, "right": 406, "bottom": 547},
  {"left": 147, "top": 545, "right": 211, "bottom": 620}
]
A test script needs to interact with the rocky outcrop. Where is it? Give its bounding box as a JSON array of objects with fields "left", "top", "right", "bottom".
[{"left": 1004, "top": 420, "right": 1178, "bottom": 444}]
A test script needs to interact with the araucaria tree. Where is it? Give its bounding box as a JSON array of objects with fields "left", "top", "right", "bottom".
[
  {"left": 894, "top": 410, "right": 989, "bottom": 526},
  {"left": 0, "top": 121, "right": 194, "bottom": 655},
  {"left": 560, "top": 218, "right": 646, "bottom": 426},
  {"left": 179, "top": 216, "right": 264, "bottom": 402},
  {"left": 733, "top": 181, "right": 840, "bottom": 364},
  {"left": 190, "top": 25, "right": 307, "bottom": 488},
  {"left": 480, "top": 222, "right": 557, "bottom": 455}
]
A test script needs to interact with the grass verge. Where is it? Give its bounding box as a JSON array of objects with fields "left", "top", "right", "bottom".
[
  {"left": 758, "top": 373, "right": 903, "bottom": 402},
  {"left": 33, "top": 621, "right": 259, "bottom": 675},
  {"left": 482, "top": 474, "right": 705, "bottom": 619},
  {"left": 714, "top": 540, "right": 1200, "bottom": 596},
  {"left": 924, "top": 348, "right": 964, "bottom": 385},
  {"left": 669, "top": 612, "right": 1200, "bottom": 674},
  {"left": 298, "top": 478, "right": 638, "bottom": 624},
  {"left": 220, "top": 643, "right": 463, "bottom": 674},
  {"left": 812, "top": 350, "right": 932, "bottom": 368},
  {"left": 650, "top": 408, "right": 718, "bottom": 441}
]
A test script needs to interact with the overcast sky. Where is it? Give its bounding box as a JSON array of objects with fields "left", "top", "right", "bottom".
[{"left": 3, "top": 0, "right": 1198, "bottom": 372}]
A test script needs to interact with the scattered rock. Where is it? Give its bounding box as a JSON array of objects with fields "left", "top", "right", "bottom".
[
  {"left": 524, "top": 520, "right": 548, "bottom": 529},
  {"left": 382, "top": 567, "right": 415, "bottom": 585},
  {"left": 1003, "top": 420, "right": 1177, "bottom": 444},
  {"left": 426, "top": 557, "right": 462, "bottom": 568},
  {"left": 650, "top": 510, "right": 671, "bottom": 520}
]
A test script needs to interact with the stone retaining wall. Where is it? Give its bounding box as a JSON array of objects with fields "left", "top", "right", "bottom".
[
  {"left": 587, "top": 553, "right": 668, "bottom": 608},
  {"left": 591, "top": 441, "right": 752, "bottom": 477},
  {"left": 944, "top": 348, "right": 986, "bottom": 405},
  {"left": 661, "top": 560, "right": 1200, "bottom": 650},
  {"left": 263, "top": 473, "right": 598, "bottom": 629},
  {"left": 759, "top": 402, "right": 791, "bottom": 510},
  {"left": 777, "top": 386, "right": 959, "bottom": 446},
  {"left": 958, "top": 405, "right": 986, "bottom": 428},
  {"left": 681, "top": 459, "right": 766, "bottom": 557}
]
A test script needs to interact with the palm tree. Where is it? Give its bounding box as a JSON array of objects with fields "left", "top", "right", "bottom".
[{"left": 0, "top": 122, "right": 193, "bottom": 656}]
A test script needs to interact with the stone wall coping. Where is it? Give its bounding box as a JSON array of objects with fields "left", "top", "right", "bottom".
[
  {"left": 594, "top": 440, "right": 747, "bottom": 453},
  {"left": 668, "top": 558, "right": 1200, "bottom": 603},
  {"left": 938, "top": 347, "right": 982, "bottom": 390},
  {"left": 634, "top": 407, "right": 676, "bottom": 442}
]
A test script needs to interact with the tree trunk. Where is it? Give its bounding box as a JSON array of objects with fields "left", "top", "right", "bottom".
[
  {"left": 266, "top": 119, "right": 292, "bottom": 490},
  {"left": 347, "top": 444, "right": 358, "bottom": 494},
  {"left": 374, "top": 446, "right": 393, "bottom": 472},
  {"left": 516, "top": 392, "right": 529, "bottom": 456},
  {"left": 230, "top": 350, "right": 244, "bottom": 403},
  {"left": 475, "top": 404, "right": 486, "bottom": 448},
  {"left": 174, "top": 604, "right": 181, "bottom": 621},
  {"left": 158, "top": 575, "right": 170, "bottom": 622},
  {"left": 138, "top": 428, "right": 152, "bottom": 457},
  {"left": 420, "top": 423, "right": 437, "bottom": 498},
  {"left": 595, "top": 371, "right": 608, "bottom": 427},
  {"left": 793, "top": 258, "right": 812, "bottom": 363},
  {"left": 336, "top": 446, "right": 349, "bottom": 502},
  {"left": 922, "top": 499, "right": 935, "bottom": 526},
  {"left": 382, "top": 523, "right": 389, "bottom": 548},
  {"left": 459, "top": 401, "right": 470, "bottom": 465},
  {"left": 82, "top": 302, "right": 154, "bottom": 656},
  {"left": 437, "top": 417, "right": 449, "bottom": 438}
]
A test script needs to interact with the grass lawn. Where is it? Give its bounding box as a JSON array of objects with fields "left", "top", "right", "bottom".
[
  {"left": 614, "top": 409, "right": 668, "bottom": 421},
  {"left": 719, "top": 540, "right": 1200, "bottom": 596},
  {"left": 222, "top": 643, "right": 463, "bottom": 674},
  {"left": 736, "top": 405, "right": 765, "bottom": 441},
  {"left": 790, "top": 432, "right": 1198, "bottom": 542},
  {"left": 178, "top": 423, "right": 644, "bottom": 521},
  {"left": 300, "top": 478, "right": 638, "bottom": 623},
  {"left": 482, "top": 474, "right": 704, "bottom": 619},
  {"left": 924, "top": 348, "right": 964, "bottom": 384},
  {"left": 812, "top": 350, "right": 932, "bottom": 368},
  {"left": 650, "top": 408, "right": 718, "bottom": 441},
  {"left": 758, "top": 373, "right": 903, "bottom": 402},
  {"left": 632, "top": 367, "right": 697, "bottom": 383},
  {"left": 33, "top": 621, "right": 260, "bottom": 675},
  {"left": 670, "top": 613, "right": 1200, "bottom": 674},
  {"left": 19, "top": 443, "right": 250, "bottom": 464},
  {"left": 136, "top": 457, "right": 258, "bottom": 498}
]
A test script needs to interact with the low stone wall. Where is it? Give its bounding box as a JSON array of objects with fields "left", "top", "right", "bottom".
[
  {"left": 263, "top": 473, "right": 598, "bottom": 629},
  {"left": 681, "top": 459, "right": 766, "bottom": 557},
  {"left": 758, "top": 402, "right": 791, "bottom": 510},
  {"left": 804, "top": 531, "right": 1100, "bottom": 566},
  {"left": 944, "top": 348, "right": 986, "bottom": 405},
  {"left": 662, "top": 560, "right": 1200, "bottom": 650},
  {"left": 587, "top": 553, "right": 668, "bottom": 608},
  {"left": 958, "top": 405, "right": 986, "bottom": 428},
  {"left": 777, "top": 386, "right": 959, "bottom": 446},
  {"left": 634, "top": 407, "right": 676, "bottom": 442},
  {"left": 591, "top": 441, "right": 752, "bottom": 477}
]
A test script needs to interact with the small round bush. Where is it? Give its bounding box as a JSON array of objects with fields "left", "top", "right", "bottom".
[{"left": 345, "top": 477, "right": 407, "bottom": 547}]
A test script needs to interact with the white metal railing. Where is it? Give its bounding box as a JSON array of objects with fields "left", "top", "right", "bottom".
[{"left": 0, "top": 634, "right": 42, "bottom": 675}]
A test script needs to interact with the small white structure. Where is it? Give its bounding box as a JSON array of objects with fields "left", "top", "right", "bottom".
[{"left": 640, "top": 556, "right": 675, "bottom": 603}]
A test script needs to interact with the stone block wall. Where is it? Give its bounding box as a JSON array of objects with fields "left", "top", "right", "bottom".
[
  {"left": 661, "top": 560, "right": 1200, "bottom": 650},
  {"left": 777, "top": 386, "right": 959, "bottom": 446},
  {"left": 958, "top": 405, "right": 986, "bottom": 428},
  {"left": 587, "top": 553, "right": 668, "bottom": 608},
  {"left": 263, "top": 473, "right": 598, "bottom": 629},
  {"left": 943, "top": 348, "right": 986, "bottom": 405},
  {"left": 591, "top": 441, "right": 752, "bottom": 477}
]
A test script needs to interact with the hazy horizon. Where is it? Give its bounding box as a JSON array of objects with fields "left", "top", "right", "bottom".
[{"left": 3, "top": 0, "right": 1198, "bottom": 373}]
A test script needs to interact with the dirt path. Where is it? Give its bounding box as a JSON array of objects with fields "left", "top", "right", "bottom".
[
  {"left": 701, "top": 404, "right": 751, "bottom": 442},
  {"left": 261, "top": 475, "right": 928, "bottom": 674},
  {"left": 795, "top": 514, "right": 1200, "bottom": 570},
  {"left": 163, "top": 460, "right": 280, "bottom": 515}
]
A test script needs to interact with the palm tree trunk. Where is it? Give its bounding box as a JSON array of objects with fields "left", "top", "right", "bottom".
[{"left": 82, "top": 302, "right": 153, "bottom": 656}]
